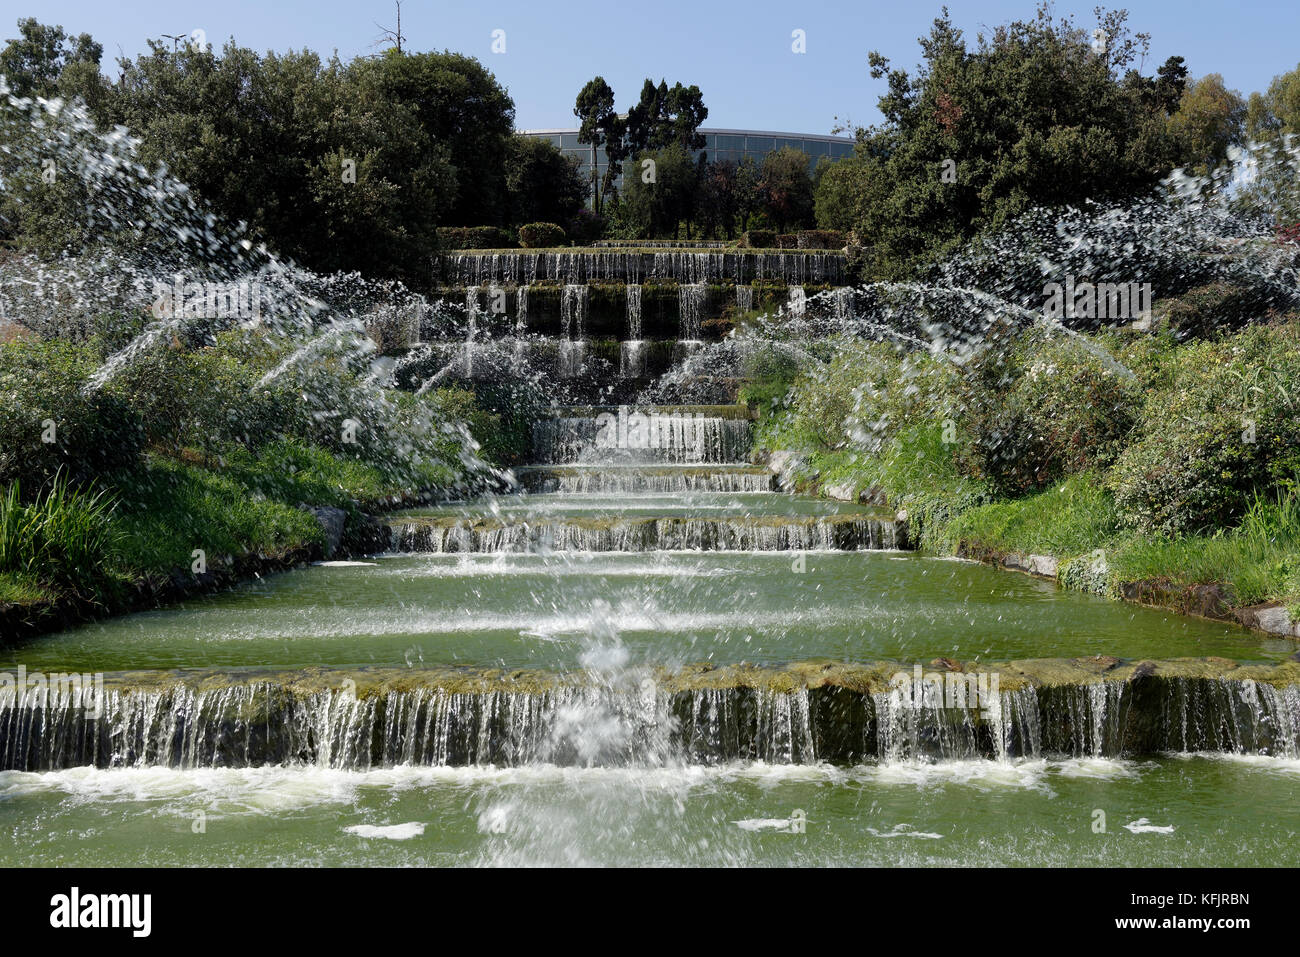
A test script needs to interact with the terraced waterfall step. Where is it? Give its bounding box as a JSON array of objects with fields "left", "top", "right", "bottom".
[
  {"left": 3, "top": 658, "right": 1296, "bottom": 770},
  {"left": 387, "top": 510, "right": 906, "bottom": 552},
  {"left": 513, "top": 464, "right": 777, "bottom": 493}
]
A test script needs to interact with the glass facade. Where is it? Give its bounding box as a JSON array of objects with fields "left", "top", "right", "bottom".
[{"left": 519, "top": 127, "right": 856, "bottom": 193}]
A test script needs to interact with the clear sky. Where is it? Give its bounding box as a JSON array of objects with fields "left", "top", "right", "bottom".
[{"left": 8, "top": 0, "right": 1300, "bottom": 135}]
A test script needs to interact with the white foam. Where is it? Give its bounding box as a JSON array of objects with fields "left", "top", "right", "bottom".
[
  {"left": 866, "top": 823, "right": 943, "bottom": 840},
  {"left": 733, "top": 817, "right": 801, "bottom": 832},
  {"left": 1124, "top": 818, "right": 1175, "bottom": 834},
  {"left": 343, "top": 822, "right": 425, "bottom": 840}
]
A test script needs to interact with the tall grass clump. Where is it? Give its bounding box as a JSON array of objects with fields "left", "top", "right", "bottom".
[
  {"left": 1108, "top": 484, "right": 1300, "bottom": 605},
  {"left": 0, "top": 473, "right": 123, "bottom": 598}
]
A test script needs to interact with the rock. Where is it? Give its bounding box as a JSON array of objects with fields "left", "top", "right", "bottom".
[
  {"left": 1003, "top": 553, "right": 1059, "bottom": 578},
  {"left": 1244, "top": 604, "right": 1300, "bottom": 638},
  {"left": 1026, "top": 555, "right": 1059, "bottom": 578},
  {"left": 822, "top": 481, "right": 858, "bottom": 502},
  {"left": 1080, "top": 655, "right": 1122, "bottom": 671},
  {"left": 302, "top": 505, "right": 347, "bottom": 558},
  {"left": 766, "top": 450, "right": 810, "bottom": 492},
  {"left": 861, "top": 485, "right": 889, "bottom": 506},
  {"left": 343, "top": 511, "right": 391, "bottom": 556},
  {"left": 929, "top": 657, "right": 962, "bottom": 672}
]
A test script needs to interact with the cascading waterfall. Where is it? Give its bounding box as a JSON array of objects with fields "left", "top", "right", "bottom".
[
  {"left": 440, "top": 250, "right": 845, "bottom": 285},
  {"left": 516, "top": 466, "right": 775, "bottom": 494},
  {"left": 736, "top": 284, "right": 754, "bottom": 313},
  {"left": 788, "top": 285, "right": 807, "bottom": 318},
  {"left": 561, "top": 283, "right": 588, "bottom": 339},
  {"left": 833, "top": 286, "right": 851, "bottom": 320},
  {"left": 530, "top": 410, "right": 753, "bottom": 464},
  {"left": 389, "top": 514, "right": 903, "bottom": 553},
  {"left": 464, "top": 285, "right": 480, "bottom": 376},
  {"left": 560, "top": 284, "right": 589, "bottom": 378},
  {"left": 626, "top": 283, "right": 642, "bottom": 339},
  {"left": 4, "top": 672, "right": 1294, "bottom": 771},
  {"left": 620, "top": 283, "right": 644, "bottom": 377},
  {"left": 516, "top": 283, "right": 529, "bottom": 332},
  {"left": 680, "top": 283, "right": 706, "bottom": 340},
  {"left": 620, "top": 340, "right": 644, "bottom": 378}
]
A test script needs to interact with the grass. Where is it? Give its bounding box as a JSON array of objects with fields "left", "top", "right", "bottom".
[
  {"left": 0, "top": 571, "right": 56, "bottom": 605},
  {"left": 214, "top": 439, "right": 444, "bottom": 509},
  {"left": 1105, "top": 489, "right": 1300, "bottom": 609},
  {"left": 770, "top": 418, "right": 1300, "bottom": 616},
  {"left": 0, "top": 439, "right": 449, "bottom": 616},
  {"left": 109, "top": 455, "right": 325, "bottom": 578},
  {"left": 0, "top": 473, "right": 124, "bottom": 598},
  {"left": 942, "top": 474, "right": 1121, "bottom": 557}
]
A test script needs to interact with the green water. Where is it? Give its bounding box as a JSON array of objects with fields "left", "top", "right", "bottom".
[
  {"left": 4, "top": 483, "right": 1297, "bottom": 867},
  {"left": 1, "top": 755, "right": 1295, "bottom": 866},
  {"left": 6, "top": 551, "right": 1281, "bottom": 674}
]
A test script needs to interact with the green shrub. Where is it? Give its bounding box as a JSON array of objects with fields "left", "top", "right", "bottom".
[
  {"left": 741, "top": 229, "right": 776, "bottom": 249},
  {"left": 437, "top": 226, "right": 516, "bottom": 250},
  {"left": 737, "top": 343, "right": 806, "bottom": 415},
  {"left": 1160, "top": 282, "right": 1279, "bottom": 340},
  {"left": 958, "top": 331, "right": 1140, "bottom": 496},
  {"left": 794, "top": 229, "right": 846, "bottom": 249},
  {"left": 566, "top": 209, "right": 604, "bottom": 245},
  {"left": 0, "top": 339, "right": 143, "bottom": 490},
  {"left": 105, "top": 343, "right": 295, "bottom": 457},
  {"left": 518, "top": 222, "right": 567, "bottom": 248},
  {"left": 1109, "top": 323, "right": 1300, "bottom": 535}
]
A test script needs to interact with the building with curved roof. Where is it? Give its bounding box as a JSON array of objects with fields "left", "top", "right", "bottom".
[{"left": 520, "top": 127, "right": 855, "bottom": 190}]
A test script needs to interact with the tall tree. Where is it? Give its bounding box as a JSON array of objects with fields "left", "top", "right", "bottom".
[
  {"left": 846, "top": 4, "right": 1190, "bottom": 277},
  {"left": 1167, "top": 74, "right": 1246, "bottom": 175},
  {"left": 505, "top": 135, "right": 588, "bottom": 226},
  {"left": 574, "top": 76, "right": 620, "bottom": 214},
  {"left": 759, "top": 147, "right": 815, "bottom": 232},
  {"left": 0, "top": 17, "right": 101, "bottom": 99}
]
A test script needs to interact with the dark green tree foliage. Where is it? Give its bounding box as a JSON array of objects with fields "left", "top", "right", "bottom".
[
  {"left": 355, "top": 50, "right": 515, "bottom": 227},
  {"left": 624, "top": 78, "right": 708, "bottom": 154},
  {"left": 0, "top": 24, "right": 519, "bottom": 282},
  {"left": 759, "top": 147, "right": 815, "bottom": 231},
  {"left": 0, "top": 17, "right": 103, "bottom": 100},
  {"left": 848, "top": 5, "right": 1198, "bottom": 277},
  {"left": 505, "top": 135, "right": 588, "bottom": 228},
  {"left": 697, "top": 159, "right": 739, "bottom": 238},
  {"left": 616, "top": 144, "right": 698, "bottom": 238},
  {"left": 574, "top": 76, "right": 623, "bottom": 214}
]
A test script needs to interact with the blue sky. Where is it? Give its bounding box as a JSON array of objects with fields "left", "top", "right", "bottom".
[{"left": 10, "top": 1, "right": 1300, "bottom": 135}]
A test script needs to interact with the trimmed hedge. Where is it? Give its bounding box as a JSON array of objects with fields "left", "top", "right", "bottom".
[
  {"left": 438, "top": 226, "right": 516, "bottom": 250},
  {"left": 790, "top": 229, "right": 847, "bottom": 249},
  {"left": 739, "top": 229, "right": 845, "bottom": 250},
  {"left": 518, "top": 222, "right": 567, "bottom": 248}
]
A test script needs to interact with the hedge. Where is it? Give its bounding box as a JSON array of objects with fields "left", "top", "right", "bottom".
[
  {"left": 438, "top": 226, "right": 517, "bottom": 250},
  {"left": 518, "top": 222, "right": 567, "bottom": 249}
]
